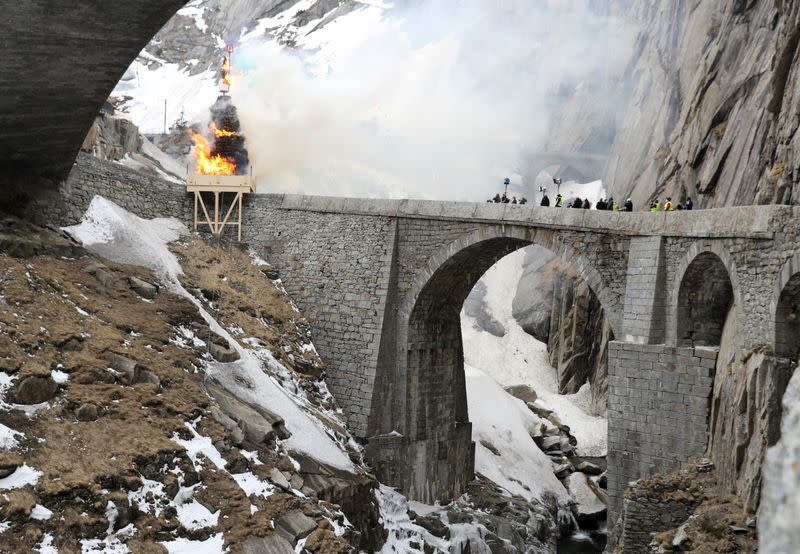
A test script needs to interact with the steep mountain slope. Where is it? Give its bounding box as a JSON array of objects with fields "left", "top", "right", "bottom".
[{"left": 0, "top": 203, "right": 382, "bottom": 552}]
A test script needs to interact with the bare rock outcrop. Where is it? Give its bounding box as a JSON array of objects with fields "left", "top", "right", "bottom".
[
  {"left": 603, "top": 1, "right": 800, "bottom": 209},
  {"left": 512, "top": 246, "right": 612, "bottom": 416}
]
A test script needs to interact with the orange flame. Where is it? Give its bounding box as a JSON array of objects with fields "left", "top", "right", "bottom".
[
  {"left": 191, "top": 131, "right": 236, "bottom": 175},
  {"left": 211, "top": 122, "right": 237, "bottom": 138}
]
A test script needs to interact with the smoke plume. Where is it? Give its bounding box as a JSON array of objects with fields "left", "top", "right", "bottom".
[{"left": 232, "top": 0, "right": 634, "bottom": 200}]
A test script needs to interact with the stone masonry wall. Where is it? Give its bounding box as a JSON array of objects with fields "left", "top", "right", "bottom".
[
  {"left": 27, "top": 153, "right": 191, "bottom": 226},
  {"left": 607, "top": 341, "right": 717, "bottom": 525},
  {"left": 618, "top": 494, "right": 695, "bottom": 554},
  {"left": 243, "top": 199, "right": 396, "bottom": 438}
]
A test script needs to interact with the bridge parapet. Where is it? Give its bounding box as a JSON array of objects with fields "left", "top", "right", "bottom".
[{"left": 268, "top": 194, "right": 783, "bottom": 239}]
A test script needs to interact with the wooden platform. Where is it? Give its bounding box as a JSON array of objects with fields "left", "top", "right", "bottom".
[{"left": 187, "top": 174, "right": 255, "bottom": 241}]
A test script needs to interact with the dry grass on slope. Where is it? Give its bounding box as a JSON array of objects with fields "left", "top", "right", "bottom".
[{"left": 0, "top": 225, "right": 360, "bottom": 553}]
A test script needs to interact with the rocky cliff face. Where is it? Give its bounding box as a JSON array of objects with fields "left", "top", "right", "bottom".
[
  {"left": 601, "top": 0, "right": 800, "bottom": 209},
  {"left": 512, "top": 247, "right": 612, "bottom": 417}
]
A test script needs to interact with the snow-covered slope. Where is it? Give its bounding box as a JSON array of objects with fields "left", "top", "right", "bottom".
[
  {"left": 65, "top": 196, "right": 354, "bottom": 471},
  {"left": 462, "top": 248, "right": 608, "bottom": 468}
]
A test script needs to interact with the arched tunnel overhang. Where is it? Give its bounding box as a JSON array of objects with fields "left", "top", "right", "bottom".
[
  {"left": 371, "top": 227, "right": 621, "bottom": 502},
  {"left": 0, "top": 1, "right": 188, "bottom": 192},
  {"left": 773, "top": 253, "right": 800, "bottom": 360},
  {"left": 675, "top": 250, "right": 737, "bottom": 348}
]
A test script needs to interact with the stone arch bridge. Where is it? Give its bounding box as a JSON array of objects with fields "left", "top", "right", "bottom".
[{"left": 42, "top": 161, "right": 800, "bottom": 523}]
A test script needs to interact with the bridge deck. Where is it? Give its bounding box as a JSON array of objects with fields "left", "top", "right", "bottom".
[{"left": 265, "top": 194, "right": 787, "bottom": 239}]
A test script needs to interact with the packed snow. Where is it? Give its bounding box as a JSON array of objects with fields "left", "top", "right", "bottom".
[
  {"left": 466, "top": 364, "right": 568, "bottom": 502},
  {"left": 461, "top": 248, "right": 608, "bottom": 481},
  {"left": 176, "top": 499, "right": 219, "bottom": 531},
  {"left": 30, "top": 504, "right": 53, "bottom": 521},
  {"left": 0, "top": 423, "right": 22, "bottom": 451},
  {"left": 160, "top": 533, "right": 225, "bottom": 554},
  {"left": 0, "top": 464, "right": 42, "bottom": 491},
  {"left": 64, "top": 196, "right": 354, "bottom": 471}
]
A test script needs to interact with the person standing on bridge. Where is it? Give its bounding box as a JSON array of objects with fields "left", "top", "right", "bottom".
[
  {"left": 596, "top": 198, "right": 606, "bottom": 210},
  {"left": 582, "top": 198, "right": 590, "bottom": 209},
  {"left": 685, "top": 197, "right": 694, "bottom": 210},
  {"left": 612, "top": 199, "right": 621, "bottom": 211},
  {"left": 624, "top": 198, "right": 633, "bottom": 212},
  {"left": 540, "top": 194, "right": 550, "bottom": 207},
  {"left": 664, "top": 197, "right": 673, "bottom": 211},
  {"left": 492, "top": 193, "right": 501, "bottom": 203},
  {"left": 555, "top": 194, "right": 563, "bottom": 207}
]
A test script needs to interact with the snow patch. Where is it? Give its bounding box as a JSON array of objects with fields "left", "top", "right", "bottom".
[
  {"left": 160, "top": 533, "right": 225, "bottom": 553},
  {"left": 0, "top": 463, "right": 42, "bottom": 491},
  {"left": 466, "top": 364, "right": 568, "bottom": 502},
  {"left": 176, "top": 499, "right": 219, "bottom": 531},
  {"left": 38, "top": 533, "right": 58, "bottom": 553},
  {"left": 66, "top": 197, "right": 354, "bottom": 471},
  {"left": 0, "top": 423, "right": 23, "bottom": 451},
  {"left": 51, "top": 370, "right": 69, "bottom": 384},
  {"left": 30, "top": 504, "right": 53, "bottom": 521}
]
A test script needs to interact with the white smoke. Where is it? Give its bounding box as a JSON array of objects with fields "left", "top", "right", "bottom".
[{"left": 232, "top": 0, "right": 634, "bottom": 200}]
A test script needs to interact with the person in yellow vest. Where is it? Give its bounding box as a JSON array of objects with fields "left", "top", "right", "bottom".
[
  {"left": 612, "top": 200, "right": 620, "bottom": 211},
  {"left": 649, "top": 199, "right": 661, "bottom": 212},
  {"left": 664, "top": 197, "right": 673, "bottom": 211}
]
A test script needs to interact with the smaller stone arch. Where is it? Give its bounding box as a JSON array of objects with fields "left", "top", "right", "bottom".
[
  {"left": 672, "top": 243, "right": 741, "bottom": 347},
  {"left": 772, "top": 252, "right": 800, "bottom": 359}
]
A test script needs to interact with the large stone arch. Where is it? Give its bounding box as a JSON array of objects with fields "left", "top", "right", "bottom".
[
  {"left": 772, "top": 252, "right": 800, "bottom": 359},
  {"left": 401, "top": 226, "right": 623, "bottom": 337},
  {"left": 672, "top": 242, "right": 742, "bottom": 348},
  {"left": 378, "top": 224, "right": 620, "bottom": 502}
]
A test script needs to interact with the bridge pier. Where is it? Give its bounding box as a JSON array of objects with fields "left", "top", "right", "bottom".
[
  {"left": 366, "top": 425, "right": 475, "bottom": 504},
  {"left": 606, "top": 342, "right": 717, "bottom": 527}
]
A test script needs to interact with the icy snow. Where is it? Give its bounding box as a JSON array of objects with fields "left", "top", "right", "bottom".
[
  {"left": 176, "top": 499, "right": 219, "bottom": 531},
  {"left": 160, "top": 533, "right": 225, "bottom": 554},
  {"left": 38, "top": 533, "right": 58, "bottom": 553},
  {"left": 462, "top": 248, "right": 608, "bottom": 458},
  {"left": 65, "top": 197, "right": 353, "bottom": 471},
  {"left": 466, "top": 364, "right": 568, "bottom": 502},
  {"left": 178, "top": 2, "right": 208, "bottom": 33},
  {"left": 173, "top": 420, "right": 227, "bottom": 471},
  {"left": 0, "top": 463, "right": 42, "bottom": 491},
  {"left": 30, "top": 504, "right": 53, "bottom": 521},
  {"left": 0, "top": 423, "right": 22, "bottom": 451},
  {"left": 51, "top": 369, "right": 69, "bottom": 384},
  {"left": 113, "top": 57, "right": 218, "bottom": 135}
]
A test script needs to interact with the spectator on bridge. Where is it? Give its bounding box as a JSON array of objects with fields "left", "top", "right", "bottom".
[
  {"left": 650, "top": 199, "right": 661, "bottom": 212},
  {"left": 596, "top": 198, "right": 607, "bottom": 210},
  {"left": 676, "top": 203, "right": 684, "bottom": 210},
  {"left": 685, "top": 197, "right": 693, "bottom": 210},
  {"left": 612, "top": 200, "right": 621, "bottom": 211},
  {"left": 569, "top": 196, "right": 582, "bottom": 208},
  {"left": 607, "top": 197, "right": 615, "bottom": 211},
  {"left": 501, "top": 193, "right": 510, "bottom": 203},
  {"left": 554, "top": 194, "right": 563, "bottom": 207},
  {"left": 582, "top": 198, "right": 591, "bottom": 209},
  {"left": 492, "top": 193, "right": 501, "bottom": 203},
  {"left": 664, "top": 197, "right": 673, "bottom": 211},
  {"left": 519, "top": 196, "right": 528, "bottom": 205},
  {"left": 624, "top": 198, "right": 633, "bottom": 212}
]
